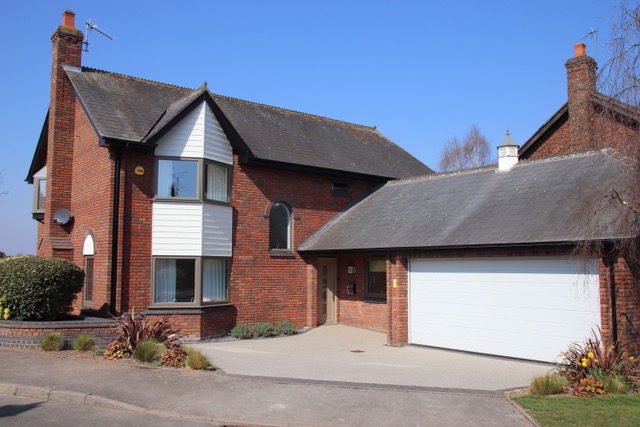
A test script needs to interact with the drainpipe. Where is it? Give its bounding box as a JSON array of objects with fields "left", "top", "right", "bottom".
[
  {"left": 110, "top": 147, "right": 123, "bottom": 316},
  {"left": 604, "top": 245, "right": 618, "bottom": 344}
]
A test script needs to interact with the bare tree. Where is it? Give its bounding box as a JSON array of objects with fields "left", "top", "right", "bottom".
[{"left": 438, "top": 124, "right": 491, "bottom": 172}]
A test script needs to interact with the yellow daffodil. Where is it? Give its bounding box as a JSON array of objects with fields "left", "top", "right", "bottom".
[
  {"left": 631, "top": 357, "right": 635, "bottom": 361},
  {"left": 587, "top": 351, "right": 594, "bottom": 359},
  {"left": 581, "top": 360, "right": 588, "bottom": 367}
]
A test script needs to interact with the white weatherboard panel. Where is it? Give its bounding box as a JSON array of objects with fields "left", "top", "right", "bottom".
[
  {"left": 202, "top": 203, "right": 233, "bottom": 257},
  {"left": 154, "top": 102, "right": 233, "bottom": 164},
  {"left": 155, "top": 103, "right": 205, "bottom": 158},
  {"left": 152, "top": 203, "right": 203, "bottom": 256},
  {"left": 202, "top": 103, "right": 233, "bottom": 165},
  {"left": 408, "top": 257, "right": 600, "bottom": 362}
]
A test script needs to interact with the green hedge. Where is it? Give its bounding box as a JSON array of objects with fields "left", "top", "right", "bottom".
[{"left": 0, "top": 256, "right": 84, "bottom": 320}]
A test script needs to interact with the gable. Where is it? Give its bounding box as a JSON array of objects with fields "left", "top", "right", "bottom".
[{"left": 155, "top": 101, "right": 233, "bottom": 165}]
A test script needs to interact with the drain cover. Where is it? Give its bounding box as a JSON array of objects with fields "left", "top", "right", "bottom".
[{"left": 350, "top": 350, "right": 364, "bottom": 353}]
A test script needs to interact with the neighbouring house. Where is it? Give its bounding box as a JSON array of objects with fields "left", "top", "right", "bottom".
[{"left": 28, "top": 11, "right": 640, "bottom": 362}]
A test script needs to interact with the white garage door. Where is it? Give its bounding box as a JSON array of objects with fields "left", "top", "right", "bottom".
[{"left": 409, "top": 257, "right": 601, "bottom": 362}]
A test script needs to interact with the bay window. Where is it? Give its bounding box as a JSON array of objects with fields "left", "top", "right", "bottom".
[
  {"left": 156, "top": 158, "right": 230, "bottom": 203},
  {"left": 153, "top": 257, "right": 229, "bottom": 306}
]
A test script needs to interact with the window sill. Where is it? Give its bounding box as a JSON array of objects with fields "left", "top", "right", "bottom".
[
  {"left": 146, "top": 303, "right": 233, "bottom": 314},
  {"left": 269, "top": 249, "right": 295, "bottom": 258},
  {"left": 364, "top": 298, "right": 387, "bottom": 304}
]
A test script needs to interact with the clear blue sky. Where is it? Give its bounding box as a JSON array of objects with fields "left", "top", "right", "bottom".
[{"left": 0, "top": 0, "right": 624, "bottom": 255}]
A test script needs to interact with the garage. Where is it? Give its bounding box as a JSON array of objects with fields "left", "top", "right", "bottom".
[{"left": 408, "top": 257, "right": 601, "bottom": 362}]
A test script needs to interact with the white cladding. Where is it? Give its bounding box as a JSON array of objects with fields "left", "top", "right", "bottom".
[
  {"left": 408, "top": 257, "right": 601, "bottom": 362},
  {"left": 152, "top": 203, "right": 233, "bottom": 256},
  {"left": 154, "top": 102, "right": 233, "bottom": 165},
  {"left": 152, "top": 100, "right": 233, "bottom": 256}
]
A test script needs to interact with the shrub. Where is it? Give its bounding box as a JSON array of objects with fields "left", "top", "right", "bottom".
[
  {"left": 133, "top": 339, "right": 166, "bottom": 363},
  {"left": 185, "top": 347, "right": 211, "bottom": 370},
  {"left": 72, "top": 334, "right": 95, "bottom": 352},
  {"left": 557, "top": 328, "right": 638, "bottom": 389},
  {"left": 530, "top": 373, "right": 568, "bottom": 396},
  {"left": 252, "top": 322, "right": 275, "bottom": 337},
  {"left": 230, "top": 324, "right": 252, "bottom": 339},
  {"left": 575, "top": 376, "right": 606, "bottom": 397},
  {"left": 161, "top": 345, "right": 188, "bottom": 368},
  {"left": 0, "top": 256, "right": 84, "bottom": 320},
  {"left": 103, "top": 340, "right": 129, "bottom": 360},
  {"left": 605, "top": 374, "right": 631, "bottom": 394},
  {"left": 40, "top": 332, "right": 64, "bottom": 351},
  {"left": 276, "top": 319, "right": 296, "bottom": 335},
  {"left": 112, "top": 309, "right": 181, "bottom": 353}
]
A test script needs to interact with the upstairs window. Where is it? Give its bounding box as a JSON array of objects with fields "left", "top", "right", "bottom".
[
  {"left": 35, "top": 178, "right": 46, "bottom": 211},
  {"left": 205, "top": 163, "right": 229, "bottom": 203},
  {"left": 157, "top": 159, "right": 198, "bottom": 198},
  {"left": 269, "top": 202, "right": 291, "bottom": 250},
  {"left": 156, "top": 158, "right": 230, "bottom": 203}
]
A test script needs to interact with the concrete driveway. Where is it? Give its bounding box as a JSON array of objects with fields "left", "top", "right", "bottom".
[{"left": 191, "top": 324, "right": 553, "bottom": 393}]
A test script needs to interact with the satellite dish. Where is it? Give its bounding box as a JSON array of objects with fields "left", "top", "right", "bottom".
[{"left": 53, "top": 209, "right": 72, "bottom": 225}]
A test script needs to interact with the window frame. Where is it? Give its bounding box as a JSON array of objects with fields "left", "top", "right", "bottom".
[
  {"left": 84, "top": 256, "right": 94, "bottom": 304},
  {"left": 154, "top": 157, "right": 231, "bottom": 205},
  {"left": 150, "top": 256, "right": 230, "bottom": 308},
  {"left": 269, "top": 202, "right": 292, "bottom": 251},
  {"left": 32, "top": 176, "right": 46, "bottom": 213},
  {"left": 365, "top": 258, "right": 387, "bottom": 302}
]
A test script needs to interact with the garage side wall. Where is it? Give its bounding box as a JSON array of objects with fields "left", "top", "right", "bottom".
[{"left": 600, "top": 258, "right": 640, "bottom": 356}]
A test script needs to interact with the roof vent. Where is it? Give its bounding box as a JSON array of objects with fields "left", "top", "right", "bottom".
[{"left": 497, "top": 130, "right": 519, "bottom": 171}]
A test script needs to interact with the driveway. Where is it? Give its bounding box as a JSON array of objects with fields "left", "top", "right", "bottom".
[{"left": 191, "top": 324, "right": 553, "bottom": 392}]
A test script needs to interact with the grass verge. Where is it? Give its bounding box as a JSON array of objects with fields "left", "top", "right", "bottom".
[{"left": 513, "top": 394, "right": 640, "bottom": 427}]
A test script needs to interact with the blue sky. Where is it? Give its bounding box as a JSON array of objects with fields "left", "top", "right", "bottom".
[{"left": 0, "top": 1, "right": 623, "bottom": 255}]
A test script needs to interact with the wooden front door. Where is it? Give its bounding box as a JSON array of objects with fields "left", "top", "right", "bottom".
[{"left": 317, "top": 258, "right": 337, "bottom": 324}]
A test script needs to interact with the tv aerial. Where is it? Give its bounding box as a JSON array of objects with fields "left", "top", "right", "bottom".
[
  {"left": 82, "top": 19, "right": 114, "bottom": 52},
  {"left": 582, "top": 28, "right": 598, "bottom": 63}
]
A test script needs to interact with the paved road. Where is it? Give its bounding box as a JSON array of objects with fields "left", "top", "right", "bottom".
[{"left": 0, "top": 394, "right": 227, "bottom": 427}]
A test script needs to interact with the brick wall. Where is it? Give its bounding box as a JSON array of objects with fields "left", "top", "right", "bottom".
[
  {"left": 0, "top": 318, "right": 117, "bottom": 349},
  {"left": 600, "top": 258, "right": 640, "bottom": 356},
  {"left": 229, "top": 157, "right": 381, "bottom": 331},
  {"left": 334, "top": 257, "right": 388, "bottom": 332}
]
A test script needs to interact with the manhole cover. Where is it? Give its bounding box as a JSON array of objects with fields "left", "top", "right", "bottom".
[{"left": 350, "top": 350, "right": 364, "bottom": 353}]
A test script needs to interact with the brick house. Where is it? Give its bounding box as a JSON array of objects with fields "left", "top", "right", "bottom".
[
  {"left": 26, "top": 11, "right": 431, "bottom": 339},
  {"left": 28, "top": 12, "right": 639, "bottom": 362}
]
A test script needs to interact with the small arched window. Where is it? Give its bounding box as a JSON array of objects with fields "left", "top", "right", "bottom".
[
  {"left": 269, "top": 202, "right": 291, "bottom": 250},
  {"left": 82, "top": 233, "right": 95, "bottom": 303}
]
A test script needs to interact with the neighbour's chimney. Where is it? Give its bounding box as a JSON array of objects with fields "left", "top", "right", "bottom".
[
  {"left": 497, "top": 130, "right": 519, "bottom": 171},
  {"left": 44, "top": 11, "right": 84, "bottom": 255},
  {"left": 565, "top": 43, "right": 597, "bottom": 152}
]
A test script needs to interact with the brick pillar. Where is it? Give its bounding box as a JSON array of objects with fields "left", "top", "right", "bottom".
[
  {"left": 43, "top": 10, "right": 83, "bottom": 258},
  {"left": 565, "top": 43, "right": 597, "bottom": 153},
  {"left": 388, "top": 256, "right": 409, "bottom": 346}
]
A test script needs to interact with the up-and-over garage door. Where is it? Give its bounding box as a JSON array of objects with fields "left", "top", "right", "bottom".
[{"left": 408, "top": 257, "right": 601, "bottom": 362}]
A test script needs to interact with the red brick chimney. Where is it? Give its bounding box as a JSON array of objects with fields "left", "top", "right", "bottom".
[
  {"left": 565, "top": 42, "right": 597, "bottom": 152},
  {"left": 43, "top": 10, "right": 83, "bottom": 258}
]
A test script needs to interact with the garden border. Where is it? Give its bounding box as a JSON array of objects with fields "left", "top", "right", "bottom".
[{"left": 0, "top": 317, "right": 117, "bottom": 349}]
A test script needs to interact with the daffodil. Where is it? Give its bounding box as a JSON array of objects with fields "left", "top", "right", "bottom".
[
  {"left": 631, "top": 356, "right": 635, "bottom": 361},
  {"left": 587, "top": 351, "right": 594, "bottom": 359}
]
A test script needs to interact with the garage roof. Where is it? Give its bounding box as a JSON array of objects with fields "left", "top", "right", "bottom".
[{"left": 299, "top": 149, "right": 637, "bottom": 252}]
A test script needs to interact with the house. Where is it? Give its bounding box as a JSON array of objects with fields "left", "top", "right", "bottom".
[
  {"left": 28, "top": 11, "right": 639, "bottom": 362},
  {"left": 26, "top": 11, "right": 432, "bottom": 340}
]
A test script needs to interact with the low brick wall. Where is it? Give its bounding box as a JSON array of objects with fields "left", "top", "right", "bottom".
[{"left": 0, "top": 317, "right": 117, "bottom": 349}]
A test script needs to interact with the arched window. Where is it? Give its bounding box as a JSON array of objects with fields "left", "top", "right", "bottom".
[
  {"left": 269, "top": 202, "right": 291, "bottom": 250},
  {"left": 82, "top": 233, "right": 95, "bottom": 303}
]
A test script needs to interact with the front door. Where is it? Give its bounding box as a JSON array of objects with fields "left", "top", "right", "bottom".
[{"left": 317, "top": 258, "right": 337, "bottom": 324}]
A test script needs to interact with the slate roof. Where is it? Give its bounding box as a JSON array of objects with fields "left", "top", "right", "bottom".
[
  {"left": 64, "top": 67, "right": 432, "bottom": 179},
  {"left": 299, "top": 150, "right": 637, "bottom": 252}
]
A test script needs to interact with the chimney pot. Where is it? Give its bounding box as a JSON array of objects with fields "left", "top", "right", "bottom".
[
  {"left": 62, "top": 10, "right": 76, "bottom": 29},
  {"left": 574, "top": 43, "right": 586, "bottom": 57}
]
